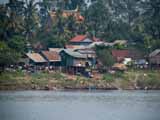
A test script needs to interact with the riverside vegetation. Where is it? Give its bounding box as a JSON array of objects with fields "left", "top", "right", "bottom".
[{"left": 0, "top": 70, "right": 160, "bottom": 90}]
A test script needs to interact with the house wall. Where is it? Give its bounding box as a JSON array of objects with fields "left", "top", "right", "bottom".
[
  {"left": 60, "top": 52, "right": 73, "bottom": 67},
  {"left": 29, "top": 59, "right": 46, "bottom": 66},
  {"left": 73, "top": 59, "right": 86, "bottom": 67},
  {"left": 60, "top": 52, "right": 87, "bottom": 67},
  {"left": 150, "top": 55, "right": 160, "bottom": 65},
  {"left": 49, "top": 62, "right": 61, "bottom": 66}
]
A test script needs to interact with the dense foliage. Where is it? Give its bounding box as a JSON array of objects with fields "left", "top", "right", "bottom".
[{"left": 95, "top": 46, "right": 115, "bottom": 68}]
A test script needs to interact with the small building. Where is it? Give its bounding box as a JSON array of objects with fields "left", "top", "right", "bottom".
[
  {"left": 26, "top": 53, "right": 47, "bottom": 70},
  {"left": 60, "top": 49, "right": 88, "bottom": 74},
  {"left": 41, "top": 51, "right": 61, "bottom": 67},
  {"left": 149, "top": 49, "right": 160, "bottom": 68},
  {"left": 75, "top": 48, "right": 97, "bottom": 67}
]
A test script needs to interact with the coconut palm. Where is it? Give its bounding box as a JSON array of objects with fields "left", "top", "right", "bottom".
[{"left": 23, "top": 0, "right": 39, "bottom": 41}]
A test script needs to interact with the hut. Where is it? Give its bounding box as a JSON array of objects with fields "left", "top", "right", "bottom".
[
  {"left": 60, "top": 49, "right": 88, "bottom": 74},
  {"left": 149, "top": 49, "right": 160, "bottom": 68},
  {"left": 75, "top": 48, "right": 97, "bottom": 67},
  {"left": 26, "top": 53, "right": 47, "bottom": 70},
  {"left": 41, "top": 51, "right": 61, "bottom": 70}
]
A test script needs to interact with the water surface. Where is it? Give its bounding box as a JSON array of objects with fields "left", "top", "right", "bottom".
[{"left": 0, "top": 90, "right": 160, "bottom": 120}]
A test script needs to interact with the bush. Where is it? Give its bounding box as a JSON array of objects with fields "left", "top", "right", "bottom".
[
  {"left": 114, "top": 72, "right": 124, "bottom": 78},
  {"left": 103, "top": 73, "right": 114, "bottom": 83},
  {"left": 136, "top": 71, "right": 160, "bottom": 88}
]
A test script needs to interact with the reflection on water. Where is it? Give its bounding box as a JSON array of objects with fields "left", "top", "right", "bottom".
[{"left": 0, "top": 90, "right": 160, "bottom": 120}]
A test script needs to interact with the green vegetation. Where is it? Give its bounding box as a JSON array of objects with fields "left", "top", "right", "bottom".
[
  {"left": 0, "top": 42, "right": 20, "bottom": 72},
  {"left": 95, "top": 46, "right": 115, "bottom": 68},
  {"left": 103, "top": 73, "right": 115, "bottom": 83},
  {"left": 0, "top": 70, "right": 160, "bottom": 90},
  {"left": 136, "top": 70, "right": 160, "bottom": 89}
]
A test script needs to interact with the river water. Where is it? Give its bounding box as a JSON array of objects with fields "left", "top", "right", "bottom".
[{"left": 0, "top": 90, "right": 160, "bottom": 120}]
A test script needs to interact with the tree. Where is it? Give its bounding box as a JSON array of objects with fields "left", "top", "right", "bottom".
[
  {"left": 85, "top": 0, "right": 112, "bottom": 38},
  {"left": 7, "top": 35, "right": 27, "bottom": 54},
  {"left": 130, "top": 0, "right": 160, "bottom": 52},
  {"left": 38, "top": 0, "right": 52, "bottom": 30},
  {"left": 0, "top": 42, "right": 20, "bottom": 72},
  {"left": 0, "top": 4, "right": 9, "bottom": 41},
  {"left": 24, "top": 0, "right": 39, "bottom": 41},
  {"left": 142, "top": 0, "right": 160, "bottom": 40},
  {"left": 95, "top": 46, "right": 115, "bottom": 68},
  {"left": 6, "top": 0, "right": 25, "bottom": 39}
]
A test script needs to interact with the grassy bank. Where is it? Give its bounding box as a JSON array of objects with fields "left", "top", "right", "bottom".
[{"left": 0, "top": 70, "right": 160, "bottom": 90}]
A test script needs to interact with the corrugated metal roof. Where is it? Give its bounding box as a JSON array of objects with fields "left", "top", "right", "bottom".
[
  {"left": 49, "top": 48, "right": 64, "bottom": 53},
  {"left": 149, "top": 49, "right": 160, "bottom": 57},
  {"left": 42, "top": 51, "right": 61, "bottom": 62},
  {"left": 26, "top": 53, "right": 46, "bottom": 63},
  {"left": 77, "top": 49, "right": 96, "bottom": 54},
  {"left": 62, "top": 49, "right": 87, "bottom": 59}
]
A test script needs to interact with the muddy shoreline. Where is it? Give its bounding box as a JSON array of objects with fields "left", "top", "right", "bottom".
[{"left": 0, "top": 70, "right": 160, "bottom": 91}]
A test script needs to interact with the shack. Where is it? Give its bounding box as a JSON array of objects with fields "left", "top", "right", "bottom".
[
  {"left": 75, "top": 48, "right": 97, "bottom": 67},
  {"left": 26, "top": 53, "right": 47, "bottom": 70},
  {"left": 149, "top": 49, "right": 160, "bottom": 68},
  {"left": 60, "top": 49, "right": 88, "bottom": 74},
  {"left": 41, "top": 51, "right": 61, "bottom": 69}
]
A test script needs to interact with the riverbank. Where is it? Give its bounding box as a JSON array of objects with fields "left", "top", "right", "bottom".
[{"left": 0, "top": 70, "right": 160, "bottom": 90}]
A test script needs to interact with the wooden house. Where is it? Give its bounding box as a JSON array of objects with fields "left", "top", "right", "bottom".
[
  {"left": 26, "top": 53, "right": 47, "bottom": 70},
  {"left": 75, "top": 48, "right": 97, "bottom": 67},
  {"left": 60, "top": 49, "right": 88, "bottom": 74},
  {"left": 41, "top": 51, "right": 61, "bottom": 67},
  {"left": 149, "top": 49, "right": 160, "bottom": 68}
]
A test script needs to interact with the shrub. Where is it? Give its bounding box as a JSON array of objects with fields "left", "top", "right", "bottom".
[{"left": 103, "top": 73, "right": 114, "bottom": 83}]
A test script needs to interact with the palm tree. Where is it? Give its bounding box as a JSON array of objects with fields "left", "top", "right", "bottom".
[
  {"left": 0, "top": 5, "right": 9, "bottom": 41},
  {"left": 1, "top": 0, "right": 25, "bottom": 40},
  {"left": 23, "top": 0, "right": 39, "bottom": 41}
]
